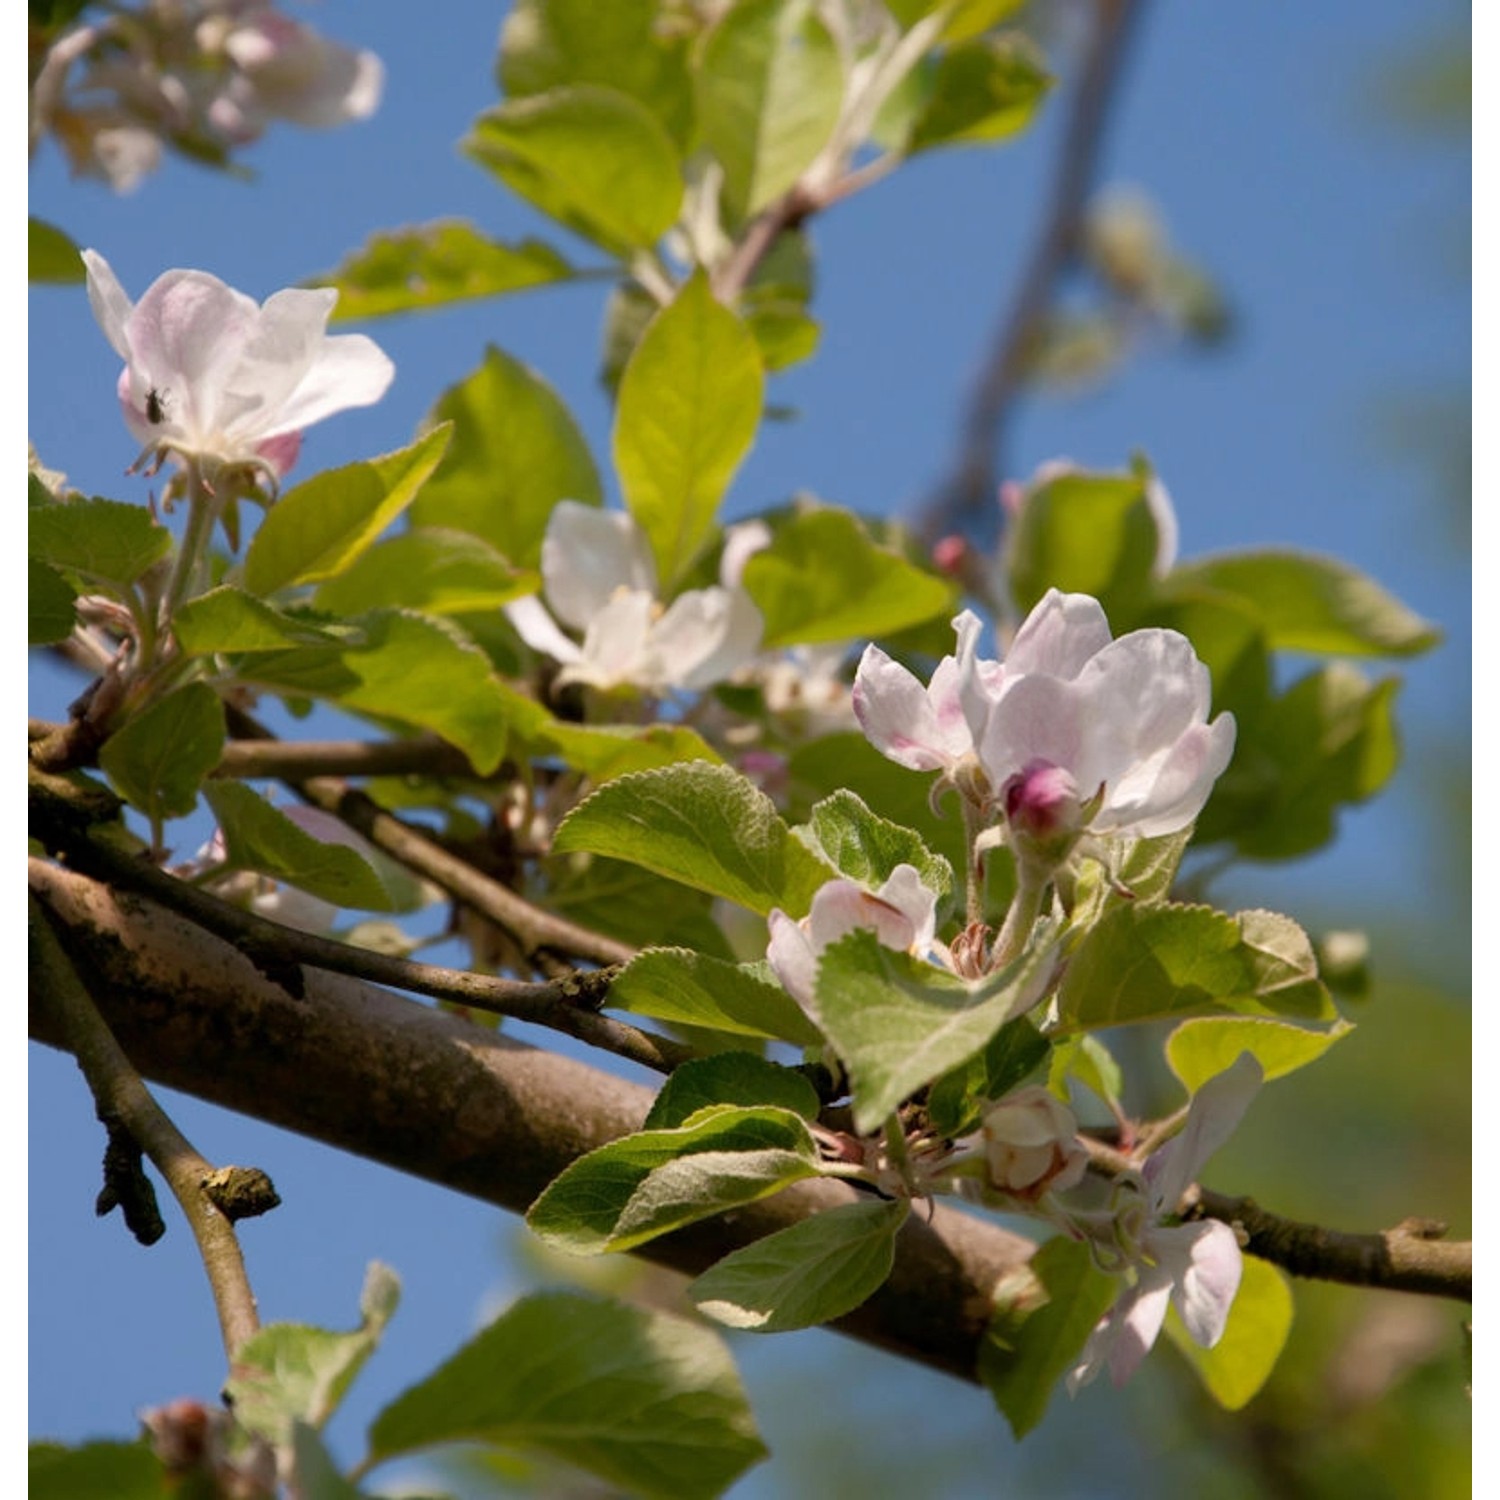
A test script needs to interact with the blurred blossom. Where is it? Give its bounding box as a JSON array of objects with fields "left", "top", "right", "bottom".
[
  {"left": 84, "top": 249, "right": 393, "bottom": 483},
  {"left": 506, "top": 502, "right": 763, "bottom": 694}
]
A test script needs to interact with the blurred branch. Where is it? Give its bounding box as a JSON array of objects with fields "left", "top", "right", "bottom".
[
  {"left": 917, "top": 0, "right": 1145, "bottom": 545},
  {"left": 29, "top": 857, "right": 1038, "bottom": 1384},
  {"left": 30, "top": 893, "right": 264, "bottom": 1363}
]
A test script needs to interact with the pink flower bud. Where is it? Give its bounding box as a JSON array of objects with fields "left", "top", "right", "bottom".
[
  {"left": 932, "top": 535, "right": 969, "bottom": 575},
  {"left": 1002, "top": 759, "right": 1082, "bottom": 840}
]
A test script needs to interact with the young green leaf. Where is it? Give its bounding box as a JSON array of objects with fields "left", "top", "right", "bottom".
[
  {"left": 244, "top": 427, "right": 452, "bottom": 596},
  {"left": 290, "top": 1424, "right": 366, "bottom": 1500},
  {"left": 312, "top": 529, "right": 535, "bottom": 617},
  {"left": 814, "top": 928, "right": 1058, "bottom": 1134},
  {"left": 609, "top": 948, "right": 825, "bottom": 1047},
  {"left": 925, "top": 1017, "right": 1050, "bottom": 1138},
  {"left": 99, "top": 683, "right": 225, "bottom": 825},
  {"left": 226, "top": 1262, "right": 401, "bottom": 1446},
  {"left": 465, "top": 87, "right": 683, "bottom": 254},
  {"left": 1164, "top": 1254, "right": 1293, "bottom": 1410},
  {"left": 29, "top": 216, "right": 84, "bottom": 284},
  {"left": 366, "top": 1292, "right": 766, "bottom": 1500},
  {"left": 29, "top": 1441, "right": 165, "bottom": 1500},
  {"left": 318, "top": 220, "right": 572, "bottom": 323},
  {"left": 689, "top": 1198, "right": 908, "bottom": 1332},
  {"left": 803, "top": 788, "right": 955, "bottom": 906},
  {"left": 553, "top": 761, "right": 833, "bottom": 917},
  {"left": 29, "top": 495, "right": 171, "bottom": 594},
  {"left": 526, "top": 1105, "right": 823, "bottom": 1254},
  {"left": 908, "top": 35, "right": 1052, "bottom": 154},
  {"left": 696, "top": 0, "right": 845, "bottom": 219},
  {"left": 410, "top": 345, "right": 602, "bottom": 569},
  {"left": 1166, "top": 1015, "right": 1353, "bottom": 1094},
  {"left": 28, "top": 558, "right": 77, "bottom": 645},
  {"left": 644, "top": 1052, "right": 821, "bottom": 1130},
  {"left": 741, "top": 507, "right": 957, "bottom": 647},
  {"left": 615, "top": 272, "right": 764, "bottom": 585},
  {"left": 173, "top": 587, "right": 346, "bottom": 654},
  {"left": 542, "top": 855, "right": 737, "bottom": 960},
  {"left": 979, "top": 1237, "right": 1118, "bottom": 1438},
  {"left": 534, "top": 719, "right": 725, "bottom": 781}
]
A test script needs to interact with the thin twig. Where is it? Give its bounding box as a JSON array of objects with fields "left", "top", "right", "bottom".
[
  {"left": 29, "top": 895, "right": 263, "bottom": 1361},
  {"left": 917, "top": 0, "right": 1145, "bottom": 545}
]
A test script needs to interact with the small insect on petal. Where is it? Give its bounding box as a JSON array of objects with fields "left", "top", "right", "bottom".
[{"left": 145, "top": 387, "right": 169, "bottom": 424}]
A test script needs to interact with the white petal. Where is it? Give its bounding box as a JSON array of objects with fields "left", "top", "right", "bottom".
[
  {"left": 653, "top": 586, "right": 763, "bottom": 691},
  {"left": 1006, "top": 590, "right": 1113, "bottom": 679},
  {"left": 806, "top": 878, "right": 917, "bottom": 954},
  {"left": 853, "top": 645, "right": 970, "bottom": 772},
  {"left": 766, "top": 909, "right": 819, "bottom": 1010},
  {"left": 1146, "top": 1053, "right": 1263, "bottom": 1212},
  {"left": 542, "top": 503, "right": 656, "bottom": 632},
  {"left": 978, "top": 673, "right": 1088, "bottom": 788},
  {"left": 504, "top": 595, "right": 583, "bottom": 665},
  {"left": 82, "top": 250, "right": 134, "bottom": 362},
  {"left": 1093, "top": 714, "right": 1236, "bottom": 838},
  {"left": 719, "top": 519, "right": 772, "bottom": 586},
  {"left": 874, "top": 864, "right": 938, "bottom": 953},
  {"left": 568, "top": 589, "right": 657, "bottom": 689},
  {"left": 260, "top": 331, "right": 395, "bottom": 436},
  {"left": 1161, "top": 1220, "right": 1243, "bottom": 1348}
]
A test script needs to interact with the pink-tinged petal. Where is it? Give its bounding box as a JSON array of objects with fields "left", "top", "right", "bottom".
[
  {"left": 1078, "top": 629, "right": 1213, "bottom": 773},
  {"left": 654, "top": 586, "right": 763, "bottom": 691},
  {"left": 227, "top": 15, "right": 384, "bottom": 128},
  {"left": 807, "top": 879, "right": 917, "bottom": 954},
  {"left": 223, "top": 286, "right": 342, "bottom": 428},
  {"left": 82, "top": 250, "right": 134, "bottom": 362},
  {"left": 875, "top": 864, "right": 939, "bottom": 953},
  {"left": 952, "top": 609, "right": 1001, "bottom": 747},
  {"left": 978, "top": 673, "right": 1088, "bottom": 789},
  {"left": 260, "top": 331, "right": 395, "bottom": 437},
  {"left": 254, "top": 430, "right": 302, "bottom": 478},
  {"left": 1158, "top": 1220, "right": 1243, "bottom": 1348},
  {"left": 127, "top": 270, "right": 259, "bottom": 425},
  {"left": 1146, "top": 1053, "right": 1263, "bottom": 1212},
  {"left": 1006, "top": 590, "right": 1112, "bottom": 679},
  {"left": 1092, "top": 713, "right": 1236, "bottom": 838},
  {"left": 766, "top": 909, "right": 819, "bottom": 1009},
  {"left": 542, "top": 503, "right": 656, "bottom": 632},
  {"left": 504, "top": 595, "right": 583, "bottom": 666},
  {"left": 1068, "top": 1267, "right": 1173, "bottom": 1393},
  {"left": 853, "top": 645, "right": 966, "bottom": 772}
]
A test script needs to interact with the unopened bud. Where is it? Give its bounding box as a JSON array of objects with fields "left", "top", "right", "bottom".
[{"left": 982, "top": 1087, "right": 1088, "bottom": 1198}]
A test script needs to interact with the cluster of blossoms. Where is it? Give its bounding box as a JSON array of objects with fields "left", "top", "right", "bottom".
[{"left": 32, "top": 0, "right": 382, "bottom": 192}]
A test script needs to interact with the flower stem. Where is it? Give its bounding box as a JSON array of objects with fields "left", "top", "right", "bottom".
[
  {"left": 993, "top": 856, "right": 1051, "bottom": 967},
  {"left": 159, "top": 464, "right": 219, "bottom": 628}
]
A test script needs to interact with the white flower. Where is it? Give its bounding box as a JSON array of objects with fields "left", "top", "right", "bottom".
[
  {"left": 506, "top": 502, "right": 763, "bottom": 694},
  {"left": 1068, "top": 1053, "right": 1263, "bottom": 1391},
  {"left": 981, "top": 1087, "right": 1089, "bottom": 1199},
  {"left": 766, "top": 864, "right": 939, "bottom": 1012},
  {"left": 83, "top": 249, "right": 393, "bottom": 480}
]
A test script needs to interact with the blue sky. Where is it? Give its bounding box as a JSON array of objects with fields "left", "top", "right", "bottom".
[{"left": 28, "top": 3, "right": 1469, "bottom": 1492}]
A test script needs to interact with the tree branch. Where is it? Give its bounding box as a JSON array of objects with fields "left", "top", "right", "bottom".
[
  {"left": 29, "top": 892, "right": 264, "bottom": 1362},
  {"left": 917, "top": 0, "right": 1146, "bottom": 545}
]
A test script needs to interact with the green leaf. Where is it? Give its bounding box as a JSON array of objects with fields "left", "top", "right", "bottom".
[
  {"left": 499, "top": 0, "right": 694, "bottom": 147},
  {"left": 236, "top": 611, "right": 515, "bottom": 775},
  {"left": 228, "top": 1263, "right": 400, "bottom": 1446},
  {"left": 926, "top": 1017, "right": 1050, "bottom": 1138},
  {"left": 29, "top": 217, "right": 84, "bottom": 283},
  {"left": 28, "top": 557, "right": 77, "bottom": 644},
  {"left": 312, "top": 528, "right": 534, "bottom": 617},
  {"left": 553, "top": 761, "right": 833, "bottom": 917},
  {"left": 696, "top": 0, "right": 845, "bottom": 218},
  {"left": 743, "top": 302, "right": 820, "bottom": 371},
  {"left": 979, "top": 1237, "right": 1118, "bottom": 1438},
  {"left": 1006, "top": 469, "right": 1161, "bottom": 622},
  {"left": 909, "top": 35, "right": 1052, "bottom": 154},
  {"left": 526, "top": 1105, "right": 823, "bottom": 1254},
  {"left": 1048, "top": 1033, "right": 1124, "bottom": 1112},
  {"left": 409, "top": 346, "right": 602, "bottom": 569},
  {"left": 689, "top": 1199, "right": 907, "bottom": 1332},
  {"left": 644, "top": 1051, "right": 821, "bottom": 1129},
  {"left": 742, "top": 506, "right": 957, "bottom": 647},
  {"left": 465, "top": 86, "right": 683, "bottom": 254},
  {"left": 29, "top": 1441, "right": 164, "bottom": 1500},
  {"left": 1164, "top": 1254, "right": 1293, "bottom": 1410},
  {"left": 28, "top": 495, "right": 172, "bottom": 593},
  {"left": 173, "top": 586, "right": 345, "bottom": 654},
  {"left": 615, "top": 272, "right": 764, "bottom": 585},
  {"left": 244, "top": 427, "right": 453, "bottom": 596},
  {"left": 803, "top": 788, "right": 955, "bottom": 906},
  {"left": 542, "top": 856, "right": 736, "bottom": 960},
  {"left": 1166, "top": 1015, "right": 1353, "bottom": 1093},
  {"left": 610, "top": 948, "right": 824, "bottom": 1047},
  {"left": 815, "top": 928, "right": 1058, "bottom": 1134},
  {"left": 1056, "top": 903, "right": 1335, "bottom": 1031},
  {"left": 99, "top": 683, "right": 225, "bottom": 825},
  {"left": 1163, "top": 549, "right": 1441, "bottom": 658},
  {"left": 290, "top": 1424, "right": 366, "bottom": 1500},
  {"left": 202, "top": 782, "right": 397, "bottom": 912},
  {"left": 318, "top": 220, "right": 572, "bottom": 322},
  {"left": 535, "top": 718, "right": 725, "bottom": 781},
  {"left": 366, "top": 1291, "right": 766, "bottom": 1500}
]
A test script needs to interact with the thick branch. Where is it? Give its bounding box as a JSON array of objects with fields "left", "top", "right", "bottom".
[
  {"left": 29, "top": 858, "right": 1035, "bottom": 1383},
  {"left": 29, "top": 893, "right": 263, "bottom": 1360},
  {"left": 918, "top": 0, "right": 1145, "bottom": 545}
]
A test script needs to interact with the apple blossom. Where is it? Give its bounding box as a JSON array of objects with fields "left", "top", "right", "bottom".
[
  {"left": 767, "top": 864, "right": 940, "bottom": 1013},
  {"left": 506, "top": 502, "right": 763, "bottom": 695},
  {"left": 1068, "top": 1053, "right": 1263, "bottom": 1391},
  {"left": 981, "top": 1087, "right": 1089, "bottom": 1200},
  {"left": 83, "top": 249, "right": 394, "bottom": 483}
]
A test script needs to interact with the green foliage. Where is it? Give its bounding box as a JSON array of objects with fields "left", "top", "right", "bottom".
[
  {"left": 1164, "top": 1254, "right": 1294, "bottom": 1409},
  {"left": 907, "top": 35, "right": 1052, "bottom": 153},
  {"left": 553, "top": 761, "right": 834, "bottom": 918},
  {"left": 28, "top": 217, "right": 83, "bottom": 283},
  {"left": 814, "top": 927, "right": 1058, "bottom": 1133},
  {"left": 410, "top": 345, "right": 602, "bottom": 569},
  {"left": 1057, "top": 903, "right": 1335, "bottom": 1031},
  {"left": 526, "top": 1104, "right": 824, "bottom": 1254},
  {"left": 925, "top": 1017, "right": 1050, "bottom": 1137},
  {"left": 802, "top": 788, "right": 955, "bottom": 905},
  {"left": 28, "top": 558, "right": 76, "bottom": 644},
  {"left": 614, "top": 272, "right": 765, "bottom": 586},
  {"left": 312, "top": 529, "right": 535, "bottom": 617},
  {"left": 319, "top": 221, "right": 572, "bottom": 322},
  {"left": 29, "top": 493, "right": 172, "bottom": 595},
  {"left": 366, "top": 1292, "right": 766, "bottom": 1500},
  {"left": 99, "top": 683, "right": 225, "bottom": 826},
  {"left": 465, "top": 87, "right": 683, "bottom": 255},
  {"left": 244, "top": 428, "right": 453, "bottom": 596},
  {"left": 226, "top": 1263, "right": 400, "bottom": 1446},
  {"left": 1166, "top": 1015, "right": 1354, "bottom": 1093},
  {"left": 609, "top": 948, "right": 825, "bottom": 1046},
  {"left": 696, "top": 0, "right": 845, "bottom": 220},
  {"left": 643, "top": 1052, "right": 822, "bottom": 1128},
  {"left": 29, "top": 1441, "right": 165, "bottom": 1499},
  {"left": 541, "top": 855, "right": 738, "bottom": 959},
  {"left": 173, "top": 588, "right": 345, "bottom": 654},
  {"left": 741, "top": 506, "right": 957, "bottom": 647},
  {"left": 689, "top": 1198, "right": 908, "bottom": 1332},
  {"left": 979, "top": 1237, "right": 1119, "bottom": 1438},
  {"left": 534, "top": 718, "right": 726, "bottom": 780}
]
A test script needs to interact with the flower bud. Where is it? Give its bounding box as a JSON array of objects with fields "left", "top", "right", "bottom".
[
  {"left": 1002, "top": 759, "right": 1083, "bottom": 841},
  {"left": 982, "top": 1087, "right": 1088, "bottom": 1198}
]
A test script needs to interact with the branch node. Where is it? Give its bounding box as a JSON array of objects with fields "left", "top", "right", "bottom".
[
  {"left": 95, "top": 1115, "right": 166, "bottom": 1245},
  {"left": 202, "top": 1166, "right": 282, "bottom": 1224}
]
